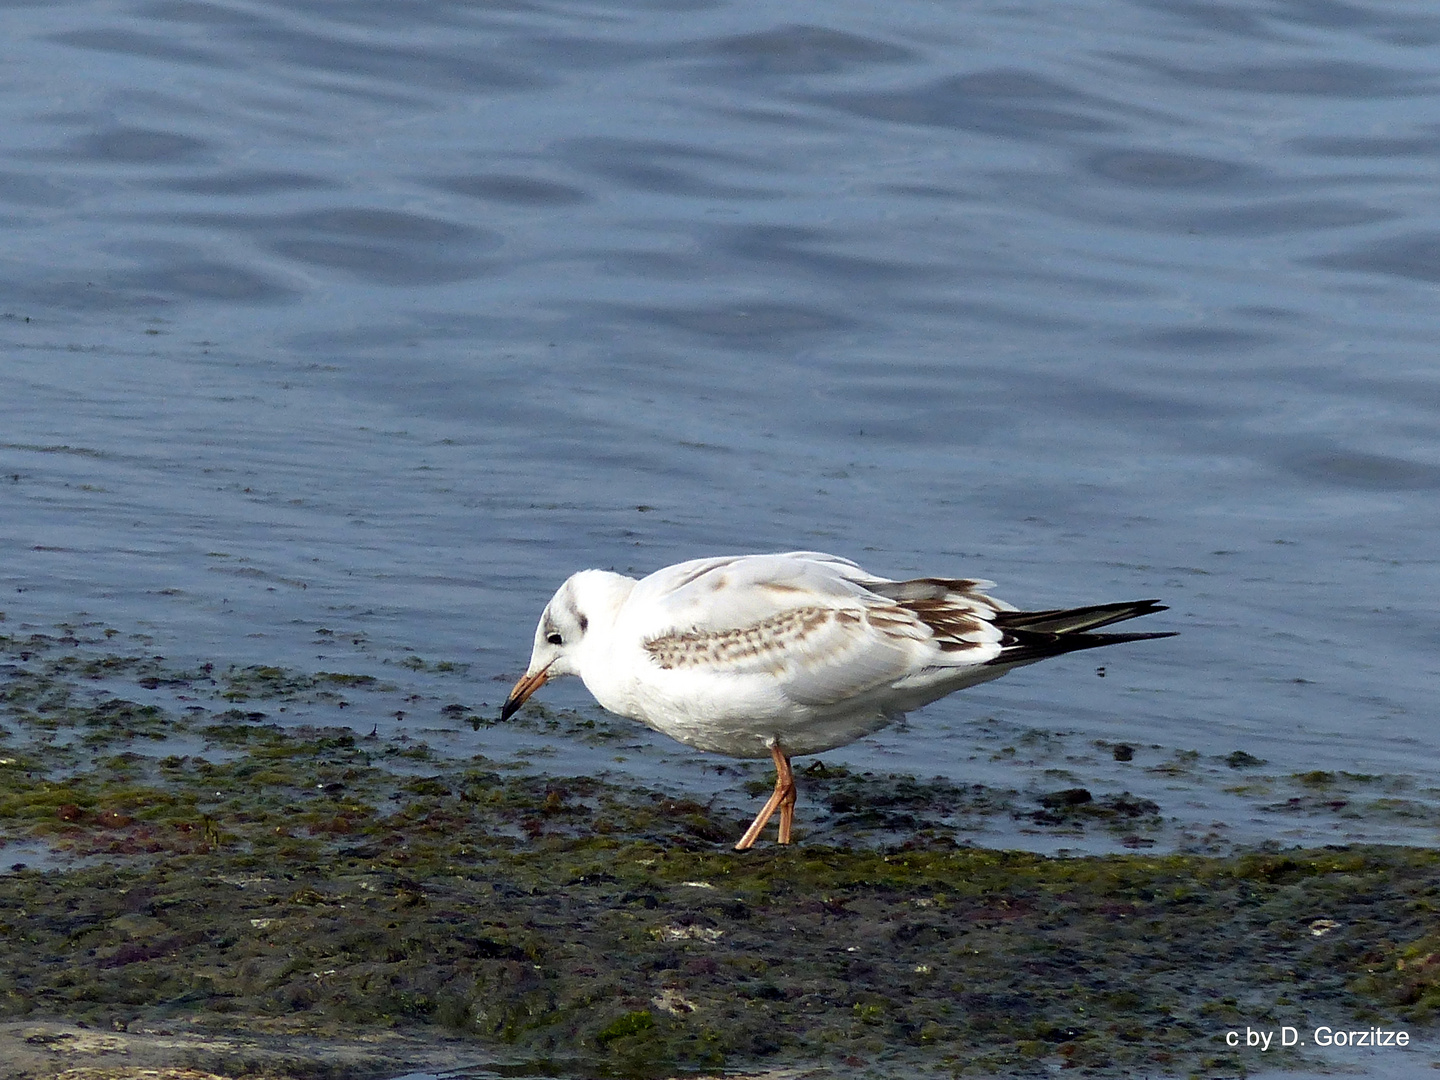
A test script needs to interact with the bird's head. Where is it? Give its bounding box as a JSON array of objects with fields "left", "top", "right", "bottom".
[{"left": 500, "top": 569, "right": 633, "bottom": 720}]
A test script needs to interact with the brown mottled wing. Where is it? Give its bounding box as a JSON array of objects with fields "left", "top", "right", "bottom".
[
  {"left": 864, "top": 578, "right": 1007, "bottom": 654},
  {"left": 638, "top": 565, "right": 1008, "bottom": 707},
  {"left": 643, "top": 603, "right": 924, "bottom": 706}
]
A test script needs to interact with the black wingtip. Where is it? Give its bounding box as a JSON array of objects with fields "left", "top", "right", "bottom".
[
  {"left": 987, "top": 592, "right": 1177, "bottom": 667},
  {"left": 994, "top": 599, "right": 1171, "bottom": 635}
]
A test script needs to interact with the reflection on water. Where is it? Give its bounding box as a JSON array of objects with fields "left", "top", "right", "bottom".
[{"left": 1, "top": 0, "right": 1438, "bottom": 840}]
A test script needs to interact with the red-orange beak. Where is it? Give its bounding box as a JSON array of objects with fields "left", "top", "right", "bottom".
[{"left": 500, "top": 664, "right": 550, "bottom": 721}]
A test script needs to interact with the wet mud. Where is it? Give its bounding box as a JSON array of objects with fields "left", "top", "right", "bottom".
[{"left": 1, "top": 627, "right": 1437, "bottom": 1079}]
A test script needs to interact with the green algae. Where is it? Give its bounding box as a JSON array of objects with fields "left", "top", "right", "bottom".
[
  {"left": 1, "top": 631, "right": 1438, "bottom": 1077},
  {"left": 6, "top": 834, "right": 1437, "bottom": 1076}
]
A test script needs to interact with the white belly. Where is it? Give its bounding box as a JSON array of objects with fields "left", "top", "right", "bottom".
[
  {"left": 641, "top": 701, "right": 898, "bottom": 759},
  {"left": 576, "top": 642, "right": 1021, "bottom": 760},
  {"left": 580, "top": 661, "right": 913, "bottom": 758}
]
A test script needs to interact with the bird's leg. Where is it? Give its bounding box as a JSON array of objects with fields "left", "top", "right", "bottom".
[
  {"left": 776, "top": 749, "right": 797, "bottom": 845},
  {"left": 734, "top": 742, "right": 796, "bottom": 851}
]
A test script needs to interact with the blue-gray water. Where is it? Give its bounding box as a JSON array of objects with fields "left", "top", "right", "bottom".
[{"left": 3, "top": 0, "right": 1439, "bottom": 854}]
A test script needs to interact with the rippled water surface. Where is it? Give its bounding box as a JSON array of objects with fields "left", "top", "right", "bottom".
[{"left": 4, "top": 0, "right": 1440, "bottom": 846}]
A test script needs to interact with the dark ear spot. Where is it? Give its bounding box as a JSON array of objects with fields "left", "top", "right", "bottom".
[{"left": 578, "top": 613, "right": 589, "bottom": 632}]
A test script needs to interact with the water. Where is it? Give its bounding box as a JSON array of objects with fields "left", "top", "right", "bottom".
[{"left": 4, "top": 0, "right": 1440, "bottom": 850}]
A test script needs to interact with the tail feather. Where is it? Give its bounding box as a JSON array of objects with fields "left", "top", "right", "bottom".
[{"left": 986, "top": 600, "right": 1175, "bottom": 667}]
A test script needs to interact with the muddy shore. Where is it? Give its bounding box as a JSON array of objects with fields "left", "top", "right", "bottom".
[{"left": 2, "top": 626, "right": 1437, "bottom": 1079}]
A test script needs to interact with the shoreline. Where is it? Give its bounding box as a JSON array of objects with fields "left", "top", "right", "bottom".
[{"left": 2, "top": 627, "right": 1437, "bottom": 1079}]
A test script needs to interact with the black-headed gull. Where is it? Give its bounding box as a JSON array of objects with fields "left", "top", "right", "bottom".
[{"left": 502, "top": 552, "right": 1174, "bottom": 850}]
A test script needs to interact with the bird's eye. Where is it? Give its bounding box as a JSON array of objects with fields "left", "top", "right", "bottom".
[{"left": 546, "top": 632, "right": 563, "bottom": 646}]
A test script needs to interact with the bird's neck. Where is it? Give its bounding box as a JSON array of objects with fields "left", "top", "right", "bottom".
[{"left": 569, "top": 570, "right": 639, "bottom": 714}]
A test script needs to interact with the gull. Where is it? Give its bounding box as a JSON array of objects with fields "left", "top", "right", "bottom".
[{"left": 501, "top": 552, "right": 1174, "bottom": 850}]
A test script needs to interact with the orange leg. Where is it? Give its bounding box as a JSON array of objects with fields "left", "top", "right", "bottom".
[
  {"left": 735, "top": 743, "right": 796, "bottom": 851},
  {"left": 777, "top": 759, "right": 797, "bottom": 844}
]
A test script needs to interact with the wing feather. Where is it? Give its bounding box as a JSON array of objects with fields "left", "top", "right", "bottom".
[
  {"left": 643, "top": 603, "right": 920, "bottom": 706},
  {"left": 630, "top": 554, "right": 1010, "bottom": 708},
  {"left": 627, "top": 552, "right": 877, "bottom": 637}
]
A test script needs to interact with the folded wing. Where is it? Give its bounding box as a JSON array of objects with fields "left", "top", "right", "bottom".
[{"left": 635, "top": 554, "right": 1011, "bottom": 707}]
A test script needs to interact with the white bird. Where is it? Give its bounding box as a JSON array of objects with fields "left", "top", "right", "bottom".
[{"left": 501, "top": 552, "right": 1173, "bottom": 850}]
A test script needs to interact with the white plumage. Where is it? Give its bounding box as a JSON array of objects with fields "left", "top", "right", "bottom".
[{"left": 502, "top": 551, "right": 1172, "bottom": 849}]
